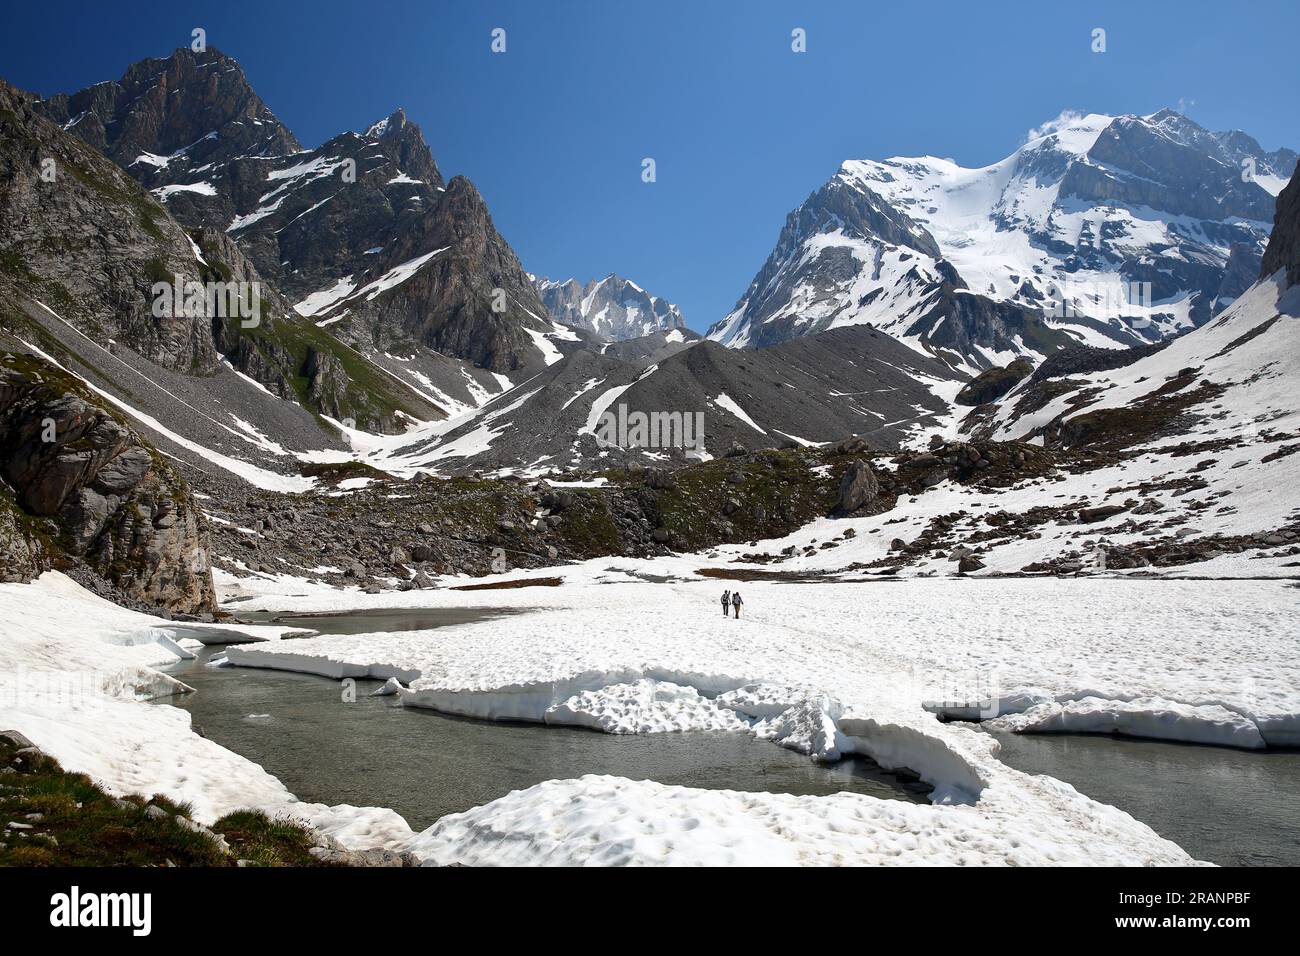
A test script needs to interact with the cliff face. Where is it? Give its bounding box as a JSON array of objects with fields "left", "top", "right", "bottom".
[
  {"left": 341, "top": 175, "right": 549, "bottom": 372},
  {"left": 1261, "top": 173, "right": 1300, "bottom": 287},
  {"left": 0, "top": 352, "right": 215, "bottom": 613},
  {"left": 0, "top": 77, "right": 220, "bottom": 373}
]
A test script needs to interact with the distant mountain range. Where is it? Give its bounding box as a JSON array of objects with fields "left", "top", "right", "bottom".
[
  {"left": 532, "top": 274, "right": 687, "bottom": 341},
  {"left": 3, "top": 44, "right": 1299, "bottom": 604},
  {"left": 709, "top": 110, "right": 1296, "bottom": 371},
  {"left": 1, "top": 47, "right": 1296, "bottom": 485}
]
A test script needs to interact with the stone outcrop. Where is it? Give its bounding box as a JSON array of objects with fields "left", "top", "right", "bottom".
[
  {"left": 1261, "top": 172, "right": 1300, "bottom": 287},
  {"left": 0, "top": 352, "right": 215, "bottom": 612},
  {"left": 956, "top": 358, "right": 1034, "bottom": 406},
  {"left": 836, "top": 459, "right": 880, "bottom": 514}
]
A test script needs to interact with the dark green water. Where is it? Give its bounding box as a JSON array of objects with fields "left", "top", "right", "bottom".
[{"left": 984, "top": 730, "right": 1300, "bottom": 866}]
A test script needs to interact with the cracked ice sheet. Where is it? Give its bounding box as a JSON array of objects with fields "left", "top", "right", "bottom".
[
  {"left": 216, "top": 566, "right": 1300, "bottom": 863},
  {"left": 219, "top": 565, "right": 1300, "bottom": 748}
]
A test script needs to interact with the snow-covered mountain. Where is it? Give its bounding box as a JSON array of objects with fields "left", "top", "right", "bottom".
[
  {"left": 533, "top": 274, "right": 687, "bottom": 341},
  {"left": 37, "top": 47, "right": 569, "bottom": 377},
  {"left": 710, "top": 110, "right": 1295, "bottom": 367},
  {"left": 982, "top": 169, "right": 1300, "bottom": 448}
]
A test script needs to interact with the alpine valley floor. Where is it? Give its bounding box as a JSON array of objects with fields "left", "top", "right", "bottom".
[{"left": 3, "top": 553, "right": 1297, "bottom": 866}]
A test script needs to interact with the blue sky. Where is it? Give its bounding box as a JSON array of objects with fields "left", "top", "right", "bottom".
[{"left": 3, "top": 0, "right": 1298, "bottom": 333}]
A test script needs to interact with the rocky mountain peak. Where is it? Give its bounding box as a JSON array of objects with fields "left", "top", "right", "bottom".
[
  {"left": 36, "top": 46, "right": 300, "bottom": 179},
  {"left": 35, "top": 52, "right": 549, "bottom": 374},
  {"left": 364, "top": 106, "right": 443, "bottom": 187},
  {"left": 533, "top": 273, "right": 687, "bottom": 341}
]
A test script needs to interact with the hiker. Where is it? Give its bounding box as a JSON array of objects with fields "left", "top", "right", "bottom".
[
  {"left": 721, "top": 589, "right": 731, "bottom": 617},
  {"left": 731, "top": 590, "right": 743, "bottom": 619}
]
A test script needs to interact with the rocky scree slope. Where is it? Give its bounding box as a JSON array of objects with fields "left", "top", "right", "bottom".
[{"left": 394, "top": 323, "right": 964, "bottom": 476}]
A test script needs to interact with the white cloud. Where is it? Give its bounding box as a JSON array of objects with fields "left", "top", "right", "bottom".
[{"left": 1024, "top": 109, "right": 1085, "bottom": 144}]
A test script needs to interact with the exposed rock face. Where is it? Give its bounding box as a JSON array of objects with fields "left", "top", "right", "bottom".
[
  {"left": 34, "top": 47, "right": 300, "bottom": 176},
  {"left": 1077, "top": 115, "right": 1276, "bottom": 222},
  {"left": 836, "top": 459, "right": 880, "bottom": 514},
  {"left": 0, "top": 352, "right": 215, "bottom": 612},
  {"left": 141, "top": 104, "right": 449, "bottom": 305},
  {"left": 0, "top": 77, "right": 218, "bottom": 372},
  {"left": 1, "top": 75, "right": 438, "bottom": 434},
  {"left": 0, "top": 494, "right": 46, "bottom": 583},
  {"left": 1211, "top": 242, "right": 1264, "bottom": 312},
  {"left": 1261, "top": 172, "right": 1300, "bottom": 287},
  {"left": 956, "top": 358, "right": 1034, "bottom": 406},
  {"left": 533, "top": 274, "right": 687, "bottom": 341},
  {"left": 335, "top": 175, "right": 554, "bottom": 372}
]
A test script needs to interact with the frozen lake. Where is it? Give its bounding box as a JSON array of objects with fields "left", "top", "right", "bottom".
[
  {"left": 165, "top": 595, "right": 1299, "bottom": 863},
  {"left": 161, "top": 608, "right": 931, "bottom": 830}
]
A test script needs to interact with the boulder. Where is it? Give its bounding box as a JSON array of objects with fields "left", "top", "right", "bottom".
[
  {"left": 836, "top": 459, "right": 880, "bottom": 514},
  {"left": 1078, "top": 504, "right": 1128, "bottom": 523}
]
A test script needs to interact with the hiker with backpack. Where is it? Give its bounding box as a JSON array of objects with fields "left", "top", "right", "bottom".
[
  {"left": 731, "top": 590, "right": 743, "bottom": 619},
  {"left": 721, "top": 589, "right": 731, "bottom": 617}
]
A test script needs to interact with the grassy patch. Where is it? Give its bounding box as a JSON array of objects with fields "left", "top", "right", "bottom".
[
  {"left": 647, "top": 448, "right": 844, "bottom": 550},
  {"left": 299, "top": 460, "right": 394, "bottom": 484},
  {"left": 0, "top": 739, "right": 227, "bottom": 867},
  {"left": 551, "top": 494, "right": 623, "bottom": 554},
  {"left": 0, "top": 737, "right": 327, "bottom": 867},
  {"left": 226, "top": 307, "right": 441, "bottom": 429},
  {"left": 211, "top": 810, "right": 334, "bottom": 867}
]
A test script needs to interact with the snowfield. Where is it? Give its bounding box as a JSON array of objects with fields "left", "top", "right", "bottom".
[
  {"left": 219, "top": 560, "right": 1293, "bottom": 863},
  {"left": 3, "top": 555, "right": 1294, "bottom": 865},
  {"left": 0, "top": 574, "right": 412, "bottom": 848}
]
